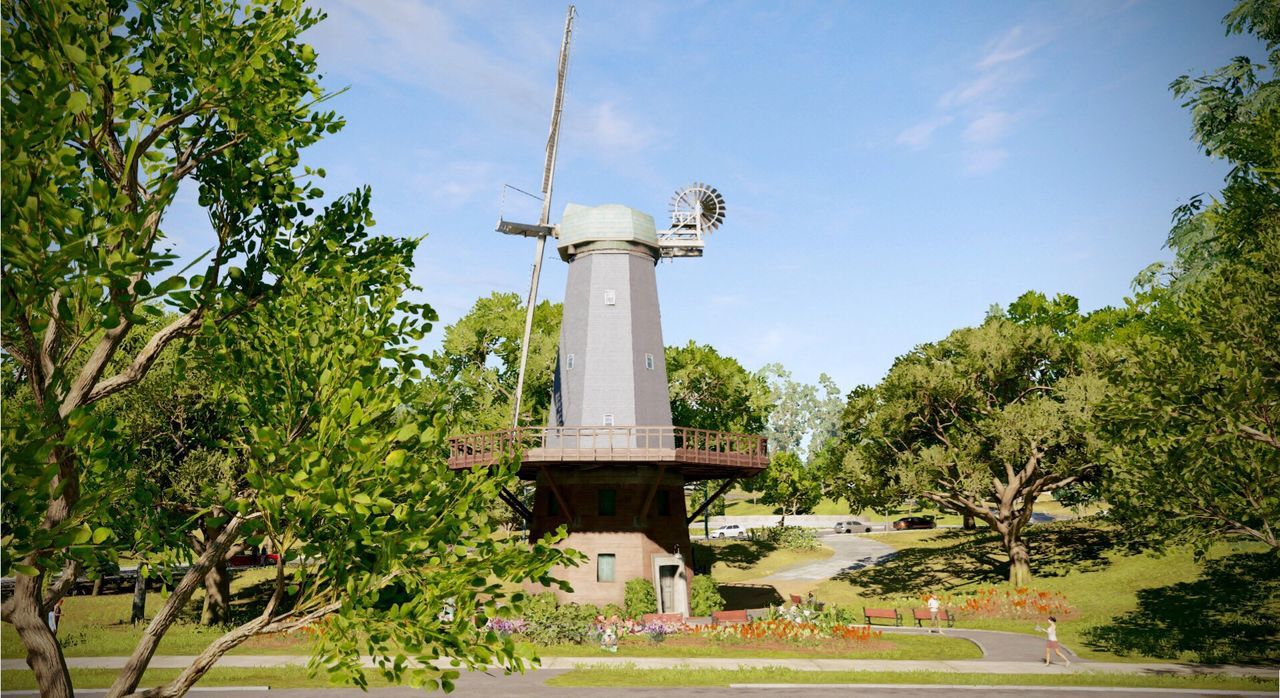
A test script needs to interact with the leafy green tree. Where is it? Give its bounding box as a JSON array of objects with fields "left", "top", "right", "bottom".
[
  {"left": 666, "top": 341, "right": 771, "bottom": 434},
  {"left": 751, "top": 451, "right": 822, "bottom": 525},
  {"left": 429, "top": 292, "right": 561, "bottom": 433},
  {"left": 1, "top": 1, "right": 351, "bottom": 692},
  {"left": 1099, "top": 0, "right": 1280, "bottom": 554},
  {"left": 837, "top": 318, "right": 1101, "bottom": 584},
  {"left": 760, "top": 363, "right": 818, "bottom": 455}
]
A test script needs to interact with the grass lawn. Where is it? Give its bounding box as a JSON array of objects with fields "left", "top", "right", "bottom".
[
  {"left": 0, "top": 667, "right": 417, "bottom": 691},
  {"left": 0, "top": 566, "right": 312, "bottom": 659},
  {"left": 524, "top": 632, "right": 980, "bottom": 660},
  {"left": 810, "top": 519, "right": 1280, "bottom": 665},
  {"left": 545, "top": 666, "right": 1278, "bottom": 692},
  {"left": 694, "top": 537, "right": 834, "bottom": 584}
]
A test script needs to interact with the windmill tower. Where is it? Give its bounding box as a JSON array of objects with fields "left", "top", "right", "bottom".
[{"left": 448, "top": 10, "right": 765, "bottom": 614}]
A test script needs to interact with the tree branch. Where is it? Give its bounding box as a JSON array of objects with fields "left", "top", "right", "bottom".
[{"left": 1239, "top": 424, "right": 1280, "bottom": 450}]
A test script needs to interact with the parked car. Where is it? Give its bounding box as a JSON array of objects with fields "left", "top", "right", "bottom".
[
  {"left": 711, "top": 524, "right": 745, "bottom": 539},
  {"left": 834, "top": 520, "right": 873, "bottom": 534},
  {"left": 892, "top": 516, "right": 937, "bottom": 530}
]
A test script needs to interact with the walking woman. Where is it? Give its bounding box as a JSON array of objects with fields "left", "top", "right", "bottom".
[{"left": 1035, "top": 615, "right": 1071, "bottom": 666}]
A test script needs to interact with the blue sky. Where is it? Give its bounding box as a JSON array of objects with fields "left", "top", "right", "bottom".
[{"left": 169, "top": 1, "right": 1263, "bottom": 393}]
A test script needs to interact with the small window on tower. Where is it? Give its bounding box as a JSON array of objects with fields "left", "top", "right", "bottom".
[
  {"left": 597, "top": 553, "right": 616, "bottom": 583},
  {"left": 566, "top": 353, "right": 575, "bottom": 370},
  {"left": 603, "top": 413, "right": 614, "bottom": 426},
  {"left": 604, "top": 289, "right": 616, "bottom": 305},
  {"left": 645, "top": 353, "right": 655, "bottom": 370}
]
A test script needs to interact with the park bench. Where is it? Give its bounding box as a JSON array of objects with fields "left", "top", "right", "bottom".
[
  {"left": 912, "top": 608, "right": 955, "bottom": 627},
  {"left": 790, "top": 594, "right": 803, "bottom": 605},
  {"left": 641, "top": 613, "right": 683, "bottom": 624},
  {"left": 712, "top": 609, "right": 749, "bottom": 625},
  {"left": 863, "top": 607, "right": 901, "bottom": 626}
]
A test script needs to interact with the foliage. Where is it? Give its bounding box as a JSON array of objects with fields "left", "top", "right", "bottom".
[
  {"left": 666, "top": 341, "right": 771, "bottom": 434},
  {"left": 1099, "top": 1, "right": 1280, "bottom": 554},
  {"left": 428, "top": 292, "right": 561, "bottom": 433},
  {"left": 748, "top": 524, "right": 820, "bottom": 552},
  {"left": 833, "top": 316, "right": 1102, "bottom": 585},
  {"left": 517, "top": 593, "right": 599, "bottom": 645},
  {"left": 689, "top": 575, "right": 725, "bottom": 617},
  {"left": 624, "top": 578, "right": 658, "bottom": 619},
  {"left": 746, "top": 452, "right": 822, "bottom": 523}
]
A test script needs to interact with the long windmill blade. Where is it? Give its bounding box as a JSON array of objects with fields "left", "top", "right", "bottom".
[{"left": 511, "top": 4, "right": 576, "bottom": 428}]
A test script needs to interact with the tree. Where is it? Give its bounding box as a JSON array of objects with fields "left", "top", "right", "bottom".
[
  {"left": 2, "top": 1, "right": 351, "bottom": 692},
  {"left": 837, "top": 317, "right": 1101, "bottom": 585},
  {"left": 1098, "top": 2, "right": 1280, "bottom": 553},
  {"left": 429, "top": 292, "right": 561, "bottom": 434},
  {"left": 666, "top": 341, "right": 771, "bottom": 434},
  {"left": 1, "top": 3, "right": 576, "bottom": 695},
  {"left": 752, "top": 451, "right": 821, "bottom": 525},
  {"left": 760, "top": 363, "right": 818, "bottom": 455}
]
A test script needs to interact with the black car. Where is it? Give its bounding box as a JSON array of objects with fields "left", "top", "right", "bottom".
[{"left": 892, "top": 516, "right": 937, "bottom": 530}]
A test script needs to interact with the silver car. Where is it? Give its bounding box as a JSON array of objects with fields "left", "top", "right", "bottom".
[{"left": 834, "top": 520, "right": 873, "bottom": 534}]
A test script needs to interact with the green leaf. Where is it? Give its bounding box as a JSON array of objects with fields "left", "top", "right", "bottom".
[
  {"left": 67, "top": 91, "right": 89, "bottom": 115},
  {"left": 91, "top": 527, "right": 113, "bottom": 544}
]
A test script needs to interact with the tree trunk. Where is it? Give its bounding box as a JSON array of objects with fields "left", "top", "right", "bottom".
[
  {"left": 200, "top": 560, "right": 231, "bottom": 625},
  {"left": 106, "top": 515, "right": 249, "bottom": 698},
  {"left": 92, "top": 577, "right": 103, "bottom": 596},
  {"left": 963, "top": 514, "right": 976, "bottom": 530},
  {"left": 1006, "top": 535, "right": 1032, "bottom": 586},
  {"left": 130, "top": 571, "right": 147, "bottom": 625},
  {"left": 10, "top": 574, "right": 73, "bottom": 698}
]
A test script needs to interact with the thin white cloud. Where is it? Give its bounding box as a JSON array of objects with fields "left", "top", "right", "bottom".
[
  {"left": 977, "top": 26, "right": 1049, "bottom": 69},
  {"left": 963, "top": 111, "right": 1016, "bottom": 144},
  {"left": 895, "top": 116, "right": 954, "bottom": 150},
  {"left": 964, "top": 148, "right": 1009, "bottom": 175},
  {"left": 578, "top": 101, "right": 658, "bottom": 155}
]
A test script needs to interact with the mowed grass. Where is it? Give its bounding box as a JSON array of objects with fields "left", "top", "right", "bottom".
[
  {"left": 695, "top": 537, "right": 834, "bottom": 584},
  {"left": 0, "top": 667, "right": 412, "bottom": 691},
  {"left": 544, "top": 666, "right": 1278, "bottom": 692},
  {"left": 524, "top": 632, "right": 980, "bottom": 660},
  {"left": 810, "top": 519, "right": 1280, "bottom": 665},
  {"left": 0, "top": 567, "right": 312, "bottom": 659}
]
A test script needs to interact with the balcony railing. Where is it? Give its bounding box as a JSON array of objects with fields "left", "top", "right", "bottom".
[{"left": 447, "top": 425, "right": 768, "bottom": 475}]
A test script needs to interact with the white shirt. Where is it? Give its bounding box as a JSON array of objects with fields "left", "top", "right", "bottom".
[
  {"left": 927, "top": 597, "right": 939, "bottom": 612},
  {"left": 1046, "top": 624, "right": 1057, "bottom": 641}
]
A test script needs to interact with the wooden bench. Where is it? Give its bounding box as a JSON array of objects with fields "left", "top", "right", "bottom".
[
  {"left": 912, "top": 608, "right": 955, "bottom": 627},
  {"left": 790, "top": 594, "right": 804, "bottom": 605},
  {"left": 641, "top": 613, "right": 684, "bottom": 624},
  {"left": 712, "top": 609, "right": 749, "bottom": 625},
  {"left": 863, "top": 607, "right": 901, "bottom": 626}
]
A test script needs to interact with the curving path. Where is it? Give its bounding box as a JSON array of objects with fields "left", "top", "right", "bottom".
[{"left": 758, "top": 533, "right": 896, "bottom": 582}]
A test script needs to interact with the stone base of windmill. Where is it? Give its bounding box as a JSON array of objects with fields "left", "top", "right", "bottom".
[{"left": 528, "top": 466, "right": 694, "bottom": 615}]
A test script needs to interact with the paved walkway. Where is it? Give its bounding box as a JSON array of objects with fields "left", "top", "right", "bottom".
[
  {"left": 758, "top": 533, "right": 896, "bottom": 581},
  {"left": 4, "top": 654, "right": 1272, "bottom": 679}
]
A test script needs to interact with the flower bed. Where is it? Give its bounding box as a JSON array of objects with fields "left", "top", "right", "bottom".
[
  {"left": 693, "top": 618, "right": 882, "bottom": 645},
  {"left": 930, "top": 587, "right": 1073, "bottom": 620}
]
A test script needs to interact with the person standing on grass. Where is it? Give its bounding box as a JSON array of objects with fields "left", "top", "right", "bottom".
[
  {"left": 926, "top": 591, "right": 941, "bottom": 633},
  {"left": 1035, "top": 615, "right": 1071, "bottom": 666}
]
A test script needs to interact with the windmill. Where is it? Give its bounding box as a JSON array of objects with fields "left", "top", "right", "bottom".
[{"left": 455, "top": 6, "right": 766, "bottom": 615}]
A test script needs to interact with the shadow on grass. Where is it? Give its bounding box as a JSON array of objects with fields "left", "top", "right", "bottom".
[
  {"left": 830, "top": 521, "right": 1120, "bottom": 597},
  {"left": 693, "top": 540, "right": 778, "bottom": 571},
  {"left": 718, "top": 583, "right": 783, "bottom": 611},
  {"left": 1084, "top": 552, "right": 1280, "bottom": 665}
]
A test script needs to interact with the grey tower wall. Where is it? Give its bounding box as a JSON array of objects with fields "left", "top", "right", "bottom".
[{"left": 554, "top": 249, "right": 673, "bottom": 428}]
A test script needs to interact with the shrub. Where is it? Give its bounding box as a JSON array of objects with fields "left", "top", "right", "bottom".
[
  {"left": 749, "top": 525, "right": 820, "bottom": 551},
  {"left": 601, "top": 603, "right": 626, "bottom": 620},
  {"left": 689, "top": 575, "right": 725, "bottom": 616},
  {"left": 519, "top": 592, "right": 599, "bottom": 645},
  {"left": 624, "top": 577, "right": 657, "bottom": 619}
]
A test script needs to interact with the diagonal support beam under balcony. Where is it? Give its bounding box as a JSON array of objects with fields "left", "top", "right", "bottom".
[
  {"left": 636, "top": 463, "right": 667, "bottom": 523},
  {"left": 686, "top": 478, "right": 737, "bottom": 525},
  {"left": 539, "top": 465, "right": 575, "bottom": 522},
  {"left": 499, "top": 486, "right": 532, "bottom": 521}
]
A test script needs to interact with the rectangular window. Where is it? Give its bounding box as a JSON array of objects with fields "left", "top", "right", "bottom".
[
  {"left": 598, "top": 488, "right": 617, "bottom": 516},
  {"left": 603, "top": 413, "right": 614, "bottom": 426},
  {"left": 604, "top": 289, "right": 616, "bottom": 305},
  {"left": 657, "top": 490, "right": 670, "bottom": 516},
  {"left": 597, "top": 553, "right": 616, "bottom": 583},
  {"left": 645, "top": 353, "right": 655, "bottom": 370},
  {"left": 566, "top": 353, "right": 575, "bottom": 370},
  {"left": 548, "top": 493, "right": 559, "bottom": 516}
]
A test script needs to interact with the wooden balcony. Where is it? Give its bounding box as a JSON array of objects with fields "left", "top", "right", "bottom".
[{"left": 447, "top": 426, "right": 769, "bottom": 480}]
